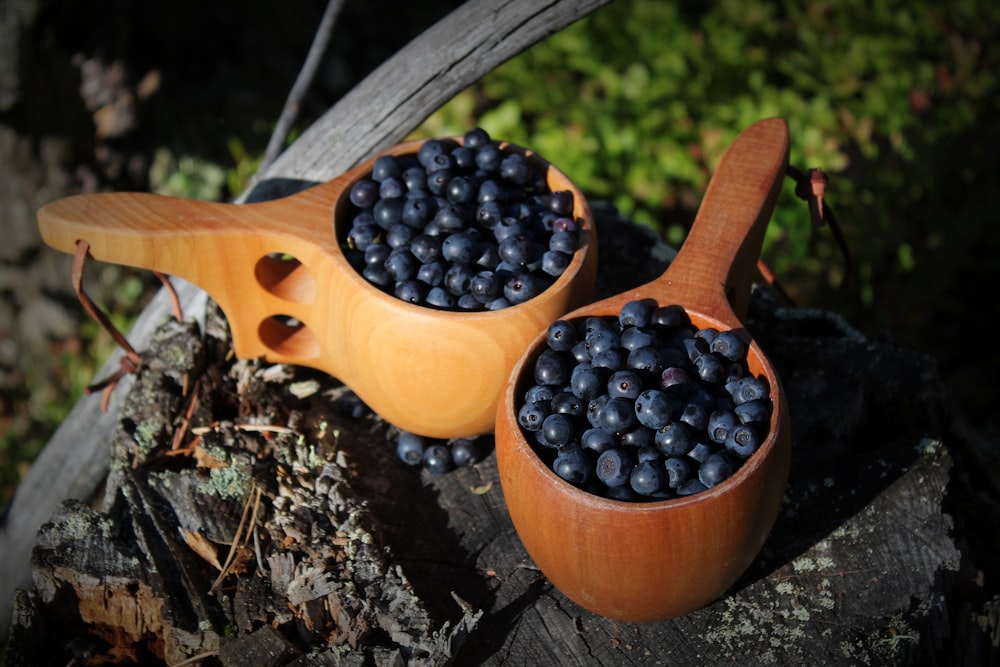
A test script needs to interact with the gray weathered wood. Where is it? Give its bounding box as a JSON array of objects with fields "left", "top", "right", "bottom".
[{"left": 0, "top": 0, "right": 613, "bottom": 641}]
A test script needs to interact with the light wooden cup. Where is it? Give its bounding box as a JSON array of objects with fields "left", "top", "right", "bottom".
[
  {"left": 37, "top": 139, "right": 598, "bottom": 439},
  {"left": 494, "top": 118, "right": 793, "bottom": 622}
]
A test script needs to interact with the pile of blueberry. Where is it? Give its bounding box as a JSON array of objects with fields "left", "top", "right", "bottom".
[
  {"left": 516, "top": 299, "right": 773, "bottom": 501},
  {"left": 341, "top": 127, "right": 582, "bottom": 311},
  {"left": 394, "top": 431, "right": 493, "bottom": 475}
]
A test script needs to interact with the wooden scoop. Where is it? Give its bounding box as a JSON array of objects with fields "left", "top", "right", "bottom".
[
  {"left": 37, "top": 139, "right": 598, "bottom": 439},
  {"left": 494, "top": 117, "right": 793, "bottom": 622}
]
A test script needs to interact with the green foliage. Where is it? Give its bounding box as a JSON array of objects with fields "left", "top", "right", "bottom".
[{"left": 415, "top": 0, "right": 1000, "bottom": 342}]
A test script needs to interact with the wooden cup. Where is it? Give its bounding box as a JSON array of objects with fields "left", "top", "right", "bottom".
[
  {"left": 494, "top": 118, "right": 793, "bottom": 622},
  {"left": 37, "top": 139, "right": 598, "bottom": 439}
]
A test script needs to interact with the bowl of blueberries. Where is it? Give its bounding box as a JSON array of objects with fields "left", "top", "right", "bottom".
[
  {"left": 37, "top": 126, "right": 597, "bottom": 440},
  {"left": 330, "top": 127, "right": 598, "bottom": 438},
  {"left": 494, "top": 118, "right": 793, "bottom": 622}
]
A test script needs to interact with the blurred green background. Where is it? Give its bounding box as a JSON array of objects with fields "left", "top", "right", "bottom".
[{"left": 2, "top": 0, "right": 998, "bottom": 507}]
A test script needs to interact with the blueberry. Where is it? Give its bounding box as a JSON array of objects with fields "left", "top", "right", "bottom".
[
  {"left": 606, "top": 369, "right": 643, "bottom": 400},
  {"left": 683, "top": 337, "right": 709, "bottom": 364},
  {"left": 492, "top": 217, "right": 521, "bottom": 242},
  {"left": 546, "top": 320, "right": 577, "bottom": 352},
  {"left": 570, "top": 363, "right": 605, "bottom": 401},
  {"left": 549, "top": 231, "right": 579, "bottom": 254},
  {"left": 652, "top": 304, "right": 691, "bottom": 330},
  {"left": 699, "top": 452, "right": 735, "bottom": 487},
  {"left": 679, "top": 402, "right": 709, "bottom": 431},
  {"left": 379, "top": 176, "right": 406, "bottom": 199},
  {"left": 570, "top": 340, "right": 590, "bottom": 364},
  {"left": 694, "top": 327, "right": 720, "bottom": 346},
  {"left": 417, "top": 139, "right": 447, "bottom": 167},
  {"left": 620, "top": 326, "right": 658, "bottom": 351},
  {"left": 664, "top": 456, "right": 693, "bottom": 488},
  {"left": 634, "top": 389, "right": 672, "bottom": 429},
  {"left": 581, "top": 427, "right": 616, "bottom": 454},
  {"left": 451, "top": 146, "right": 477, "bottom": 170},
  {"left": 499, "top": 153, "right": 531, "bottom": 185},
  {"left": 627, "top": 346, "right": 664, "bottom": 376},
  {"left": 442, "top": 232, "right": 478, "bottom": 265},
  {"left": 362, "top": 263, "right": 392, "bottom": 287},
  {"left": 587, "top": 394, "right": 610, "bottom": 428},
  {"left": 458, "top": 296, "right": 482, "bottom": 312},
  {"left": 550, "top": 391, "right": 586, "bottom": 417},
  {"left": 426, "top": 151, "right": 456, "bottom": 174},
  {"left": 417, "top": 261, "right": 445, "bottom": 286},
  {"left": 402, "top": 165, "right": 428, "bottom": 192},
  {"left": 676, "top": 478, "right": 709, "bottom": 496},
  {"left": 372, "top": 198, "right": 403, "bottom": 228},
  {"left": 727, "top": 376, "right": 770, "bottom": 405},
  {"left": 724, "top": 424, "right": 760, "bottom": 458},
  {"left": 401, "top": 197, "right": 434, "bottom": 228},
  {"left": 542, "top": 413, "right": 575, "bottom": 447},
  {"left": 426, "top": 169, "right": 453, "bottom": 196},
  {"left": 707, "top": 409, "right": 738, "bottom": 444},
  {"left": 384, "top": 248, "right": 418, "bottom": 282},
  {"left": 598, "top": 396, "right": 638, "bottom": 435},
  {"left": 551, "top": 216, "right": 578, "bottom": 233},
  {"left": 518, "top": 401, "right": 550, "bottom": 431},
  {"left": 364, "top": 243, "right": 390, "bottom": 266},
  {"left": 687, "top": 441, "right": 714, "bottom": 464},
  {"left": 620, "top": 426, "right": 654, "bottom": 448},
  {"left": 655, "top": 422, "right": 694, "bottom": 457},
  {"left": 386, "top": 222, "right": 416, "bottom": 249},
  {"left": 410, "top": 234, "right": 442, "bottom": 263},
  {"left": 347, "top": 221, "right": 379, "bottom": 251},
  {"left": 546, "top": 190, "right": 574, "bottom": 216},
  {"left": 423, "top": 443, "right": 454, "bottom": 475},
  {"left": 476, "top": 200, "right": 504, "bottom": 228},
  {"left": 524, "top": 384, "right": 555, "bottom": 405},
  {"left": 711, "top": 329, "right": 748, "bottom": 361},
  {"left": 477, "top": 179, "right": 508, "bottom": 204},
  {"left": 630, "top": 460, "right": 665, "bottom": 496},
  {"left": 586, "top": 329, "right": 621, "bottom": 358},
  {"left": 475, "top": 144, "right": 503, "bottom": 172},
  {"left": 534, "top": 348, "right": 568, "bottom": 386},
  {"left": 349, "top": 179, "right": 379, "bottom": 208},
  {"left": 463, "top": 127, "right": 491, "bottom": 149},
  {"left": 446, "top": 175, "right": 476, "bottom": 204},
  {"left": 425, "top": 286, "right": 456, "bottom": 309},
  {"left": 451, "top": 437, "right": 488, "bottom": 467},
  {"left": 445, "top": 264, "right": 475, "bottom": 295},
  {"left": 596, "top": 448, "right": 637, "bottom": 488},
  {"left": 590, "top": 348, "right": 624, "bottom": 372},
  {"left": 541, "top": 250, "right": 571, "bottom": 276},
  {"left": 498, "top": 234, "right": 534, "bottom": 266},
  {"left": 503, "top": 272, "right": 541, "bottom": 304},
  {"left": 394, "top": 280, "right": 424, "bottom": 304},
  {"left": 660, "top": 366, "right": 692, "bottom": 396},
  {"left": 735, "top": 399, "right": 771, "bottom": 426},
  {"left": 372, "top": 155, "right": 402, "bottom": 182},
  {"left": 396, "top": 431, "right": 427, "bottom": 466},
  {"left": 469, "top": 270, "right": 502, "bottom": 303},
  {"left": 553, "top": 445, "right": 591, "bottom": 485},
  {"left": 619, "top": 299, "right": 657, "bottom": 328},
  {"left": 694, "top": 352, "right": 726, "bottom": 384}
]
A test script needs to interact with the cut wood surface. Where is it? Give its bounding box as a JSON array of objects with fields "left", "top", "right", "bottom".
[{"left": 0, "top": 0, "right": 612, "bottom": 640}]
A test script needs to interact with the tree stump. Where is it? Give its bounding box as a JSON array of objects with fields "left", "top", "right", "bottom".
[{"left": 4, "top": 205, "right": 998, "bottom": 665}]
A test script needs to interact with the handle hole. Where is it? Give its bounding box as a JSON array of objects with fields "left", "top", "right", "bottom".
[
  {"left": 255, "top": 253, "right": 316, "bottom": 303},
  {"left": 259, "top": 314, "right": 320, "bottom": 360}
]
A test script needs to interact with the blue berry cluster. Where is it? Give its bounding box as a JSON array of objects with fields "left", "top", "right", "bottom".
[
  {"left": 342, "top": 127, "right": 581, "bottom": 311},
  {"left": 394, "top": 431, "right": 493, "bottom": 475},
  {"left": 517, "top": 299, "right": 773, "bottom": 501}
]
